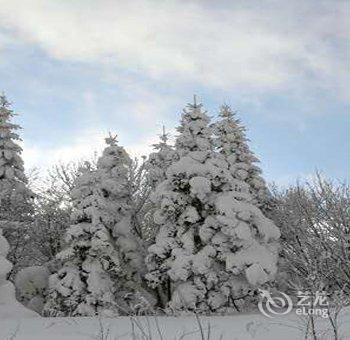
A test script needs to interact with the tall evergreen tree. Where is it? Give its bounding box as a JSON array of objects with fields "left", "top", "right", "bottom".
[
  {"left": 0, "top": 94, "right": 33, "bottom": 275},
  {"left": 146, "top": 98, "right": 280, "bottom": 313},
  {"left": 141, "top": 128, "right": 177, "bottom": 243},
  {"left": 213, "top": 104, "right": 272, "bottom": 214},
  {"left": 44, "top": 162, "right": 120, "bottom": 316},
  {"left": 146, "top": 127, "right": 176, "bottom": 191},
  {"left": 45, "top": 136, "right": 150, "bottom": 316},
  {"left": 95, "top": 135, "right": 145, "bottom": 289}
]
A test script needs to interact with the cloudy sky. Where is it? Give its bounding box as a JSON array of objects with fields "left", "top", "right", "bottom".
[{"left": 0, "top": 0, "right": 349, "bottom": 185}]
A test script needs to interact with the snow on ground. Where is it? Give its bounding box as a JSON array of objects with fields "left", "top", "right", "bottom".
[{"left": 1, "top": 310, "right": 350, "bottom": 340}]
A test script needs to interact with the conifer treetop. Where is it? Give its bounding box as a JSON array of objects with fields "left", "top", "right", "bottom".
[
  {"left": 214, "top": 103, "right": 272, "bottom": 211},
  {"left": 218, "top": 104, "right": 242, "bottom": 127},
  {"left": 105, "top": 133, "right": 118, "bottom": 146},
  {"left": 0, "top": 93, "right": 28, "bottom": 188},
  {"left": 98, "top": 133, "right": 131, "bottom": 174},
  {"left": 175, "top": 96, "right": 212, "bottom": 154},
  {"left": 160, "top": 125, "right": 168, "bottom": 142},
  {"left": 0, "top": 94, "right": 16, "bottom": 120},
  {"left": 0, "top": 94, "right": 21, "bottom": 136},
  {"left": 153, "top": 126, "right": 169, "bottom": 149},
  {"left": 215, "top": 104, "right": 257, "bottom": 161},
  {"left": 146, "top": 125, "right": 176, "bottom": 195},
  {"left": 151, "top": 126, "right": 173, "bottom": 153}
]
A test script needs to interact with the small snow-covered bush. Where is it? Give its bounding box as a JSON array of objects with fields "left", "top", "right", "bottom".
[
  {"left": 272, "top": 175, "right": 350, "bottom": 295},
  {"left": 15, "top": 265, "right": 50, "bottom": 313},
  {"left": 0, "top": 228, "right": 37, "bottom": 317}
]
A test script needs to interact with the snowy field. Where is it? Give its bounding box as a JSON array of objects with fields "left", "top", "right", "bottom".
[{"left": 1, "top": 311, "right": 350, "bottom": 340}]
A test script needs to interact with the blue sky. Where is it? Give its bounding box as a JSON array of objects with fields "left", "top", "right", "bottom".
[{"left": 0, "top": 0, "right": 349, "bottom": 186}]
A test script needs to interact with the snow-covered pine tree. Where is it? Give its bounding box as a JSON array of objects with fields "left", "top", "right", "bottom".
[
  {"left": 43, "top": 162, "right": 121, "bottom": 316},
  {"left": 141, "top": 127, "right": 177, "bottom": 243},
  {"left": 0, "top": 228, "right": 37, "bottom": 317},
  {"left": 45, "top": 136, "right": 151, "bottom": 316},
  {"left": 0, "top": 94, "right": 33, "bottom": 276},
  {"left": 95, "top": 134, "right": 148, "bottom": 303},
  {"left": 146, "top": 98, "right": 280, "bottom": 313},
  {"left": 147, "top": 127, "right": 176, "bottom": 191},
  {"left": 213, "top": 104, "right": 273, "bottom": 214}
]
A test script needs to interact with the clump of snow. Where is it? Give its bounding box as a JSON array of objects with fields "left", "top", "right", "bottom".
[
  {"left": 189, "top": 176, "right": 211, "bottom": 201},
  {"left": 169, "top": 282, "right": 206, "bottom": 311}
]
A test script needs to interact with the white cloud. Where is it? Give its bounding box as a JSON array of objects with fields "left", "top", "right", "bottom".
[{"left": 0, "top": 0, "right": 349, "bottom": 96}]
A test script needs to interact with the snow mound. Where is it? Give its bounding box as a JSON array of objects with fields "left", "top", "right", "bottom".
[{"left": 0, "top": 229, "right": 38, "bottom": 318}]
